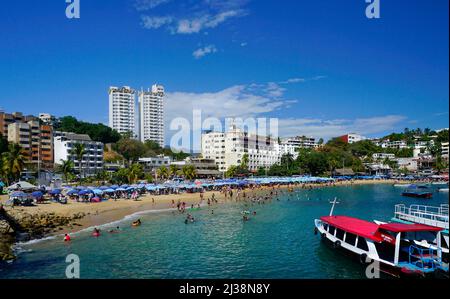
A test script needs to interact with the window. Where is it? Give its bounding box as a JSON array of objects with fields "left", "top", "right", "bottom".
[
  {"left": 336, "top": 229, "right": 345, "bottom": 240},
  {"left": 328, "top": 225, "right": 336, "bottom": 236},
  {"left": 345, "top": 233, "right": 357, "bottom": 246},
  {"left": 357, "top": 237, "right": 369, "bottom": 251}
]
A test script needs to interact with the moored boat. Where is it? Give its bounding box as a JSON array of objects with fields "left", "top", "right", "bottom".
[
  {"left": 314, "top": 200, "right": 448, "bottom": 277},
  {"left": 401, "top": 185, "right": 433, "bottom": 198}
]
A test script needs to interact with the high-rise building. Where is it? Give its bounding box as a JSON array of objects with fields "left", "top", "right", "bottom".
[
  {"left": 138, "top": 84, "right": 164, "bottom": 146},
  {"left": 108, "top": 86, "right": 136, "bottom": 136}
]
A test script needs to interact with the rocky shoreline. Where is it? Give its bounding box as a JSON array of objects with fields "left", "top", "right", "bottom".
[{"left": 0, "top": 209, "right": 86, "bottom": 261}]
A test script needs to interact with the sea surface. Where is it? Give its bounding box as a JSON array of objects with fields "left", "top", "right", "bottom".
[{"left": 0, "top": 184, "right": 448, "bottom": 279}]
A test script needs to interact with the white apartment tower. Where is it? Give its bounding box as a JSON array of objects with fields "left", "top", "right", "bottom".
[
  {"left": 109, "top": 86, "right": 136, "bottom": 136},
  {"left": 138, "top": 84, "right": 164, "bottom": 146}
]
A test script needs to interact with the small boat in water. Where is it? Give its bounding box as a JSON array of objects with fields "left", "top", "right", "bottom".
[
  {"left": 314, "top": 199, "right": 448, "bottom": 277},
  {"left": 438, "top": 188, "right": 449, "bottom": 193},
  {"left": 401, "top": 185, "right": 433, "bottom": 198},
  {"left": 393, "top": 184, "right": 411, "bottom": 188}
]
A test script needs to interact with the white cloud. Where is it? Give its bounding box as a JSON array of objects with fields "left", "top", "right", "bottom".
[
  {"left": 278, "top": 115, "right": 407, "bottom": 140},
  {"left": 134, "top": 0, "right": 171, "bottom": 11},
  {"left": 192, "top": 45, "right": 218, "bottom": 59},
  {"left": 173, "top": 10, "right": 245, "bottom": 34},
  {"left": 141, "top": 15, "right": 173, "bottom": 29}
]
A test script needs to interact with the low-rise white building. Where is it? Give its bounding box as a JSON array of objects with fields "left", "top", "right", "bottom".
[
  {"left": 372, "top": 153, "right": 396, "bottom": 161},
  {"left": 138, "top": 155, "right": 172, "bottom": 172},
  {"left": 54, "top": 131, "right": 104, "bottom": 176},
  {"left": 442, "top": 142, "right": 449, "bottom": 160},
  {"left": 395, "top": 157, "right": 418, "bottom": 172},
  {"left": 377, "top": 140, "right": 408, "bottom": 149}
]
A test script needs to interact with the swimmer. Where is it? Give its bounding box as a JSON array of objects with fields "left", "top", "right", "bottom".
[
  {"left": 109, "top": 226, "right": 120, "bottom": 233},
  {"left": 64, "top": 233, "right": 71, "bottom": 242}
]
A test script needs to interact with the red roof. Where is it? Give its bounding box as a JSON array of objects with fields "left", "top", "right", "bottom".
[
  {"left": 378, "top": 223, "right": 443, "bottom": 232},
  {"left": 320, "top": 216, "right": 383, "bottom": 242}
]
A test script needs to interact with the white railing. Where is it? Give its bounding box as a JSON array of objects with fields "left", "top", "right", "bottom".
[{"left": 394, "top": 204, "right": 449, "bottom": 230}]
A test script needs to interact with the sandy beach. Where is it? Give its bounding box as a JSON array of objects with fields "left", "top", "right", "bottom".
[{"left": 0, "top": 179, "right": 411, "bottom": 237}]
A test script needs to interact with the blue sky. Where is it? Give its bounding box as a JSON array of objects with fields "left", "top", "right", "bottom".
[{"left": 0, "top": 0, "right": 448, "bottom": 144}]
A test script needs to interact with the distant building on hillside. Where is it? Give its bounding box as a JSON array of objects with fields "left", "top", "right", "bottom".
[
  {"left": 138, "top": 155, "right": 172, "bottom": 173},
  {"left": 442, "top": 142, "right": 449, "bottom": 160},
  {"left": 372, "top": 153, "right": 395, "bottom": 161},
  {"left": 338, "top": 133, "right": 365, "bottom": 144}
]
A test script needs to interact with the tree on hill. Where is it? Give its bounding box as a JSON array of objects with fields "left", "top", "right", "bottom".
[{"left": 55, "top": 116, "right": 121, "bottom": 144}]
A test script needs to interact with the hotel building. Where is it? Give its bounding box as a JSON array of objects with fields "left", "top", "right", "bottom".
[
  {"left": 339, "top": 133, "right": 366, "bottom": 144},
  {"left": 277, "top": 136, "right": 319, "bottom": 159},
  {"left": 54, "top": 131, "right": 104, "bottom": 176},
  {"left": 138, "top": 84, "right": 165, "bottom": 146},
  {"left": 108, "top": 86, "right": 136, "bottom": 137},
  {"left": 1, "top": 111, "right": 54, "bottom": 169},
  {"left": 202, "top": 125, "right": 279, "bottom": 172}
]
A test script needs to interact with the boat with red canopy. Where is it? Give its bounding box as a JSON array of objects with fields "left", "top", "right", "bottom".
[{"left": 314, "top": 199, "right": 448, "bottom": 277}]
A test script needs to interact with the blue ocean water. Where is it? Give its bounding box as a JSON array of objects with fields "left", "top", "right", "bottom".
[{"left": 0, "top": 184, "right": 448, "bottom": 279}]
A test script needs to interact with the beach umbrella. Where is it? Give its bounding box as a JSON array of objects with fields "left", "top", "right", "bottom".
[
  {"left": 120, "top": 184, "right": 129, "bottom": 188},
  {"left": 49, "top": 189, "right": 62, "bottom": 195},
  {"left": 10, "top": 191, "right": 27, "bottom": 197},
  {"left": 67, "top": 189, "right": 79, "bottom": 195},
  {"left": 110, "top": 185, "right": 119, "bottom": 189},
  {"left": 115, "top": 187, "right": 126, "bottom": 191},
  {"left": 76, "top": 186, "right": 87, "bottom": 190},
  {"left": 126, "top": 187, "right": 135, "bottom": 191},
  {"left": 31, "top": 191, "right": 43, "bottom": 198},
  {"left": 99, "top": 186, "right": 109, "bottom": 190},
  {"left": 104, "top": 188, "right": 115, "bottom": 193},
  {"left": 92, "top": 189, "right": 103, "bottom": 195},
  {"left": 78, "top": 189, "right": 93, "bottom": 195}
]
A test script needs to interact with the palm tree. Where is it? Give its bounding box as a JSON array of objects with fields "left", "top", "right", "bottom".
[
  {"left": 71, "top": 143, "right": 86, "bottom": 180},
  {"left": 241, "top": 153, "right": 249, "bottom": 169},
  {"left": 127, "top": 163, "right": 143, "bottom": 184},
  {"left": 2, "top": 143, "right": 26, "bottom": 184},
  {"left": 181, "top": 165, "right": 197, "bottom": 180},
  {"left": 169, "top": 165, "right": 178, "bottom": 178},
  {"left": 57, "top": 159, "right": 74, "bottom": 183},
  {"left": 156, "top": 165, "right": 169, "bottom": 181}
]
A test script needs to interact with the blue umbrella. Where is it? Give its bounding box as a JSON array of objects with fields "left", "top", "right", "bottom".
[
  {"left": 67, "top": 189, "right": 79, "bottom": 195},
  {"left": 92, "top": 189, "right": 103, "bottom": 195},
  {"left": 50, "top": 189, "right": 62, "bottom": 195},
  {"left": 115, "top": 187, "right": 127, "bottom": 191},
  {"left": 99, "top": 186, "right": 109, "bottom": 190},
  {"left": 31, "top": 191, "right": 43, "bottom": 198},
  {"left": 78, "top": 189, "right": 93, "bottom": 195},
  {"left": 104, "top": 188, "right": 115, "bottom": 193},
  {"left": 76, "top": 186, "right": 87, "bottom": 190},
  {"left": 120, "top": 184, "right": 129, "bottom": 188},
  {"left": 110, "top": 185, "right": 119, "bottom": 189},
  {"left": 126, "top": 187, "right": 135, "bottom": 191},
  {"left": 11, "top": 191, "right": 27, "bottom": 197}
]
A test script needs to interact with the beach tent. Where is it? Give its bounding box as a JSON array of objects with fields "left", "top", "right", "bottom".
[{"left": 7, "top": 181, "right": 37, "bottom": 191}]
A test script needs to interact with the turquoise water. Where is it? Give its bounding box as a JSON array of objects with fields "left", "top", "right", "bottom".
[{"left": 1, "top": 184, "right": 448, "bottom": 279}]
